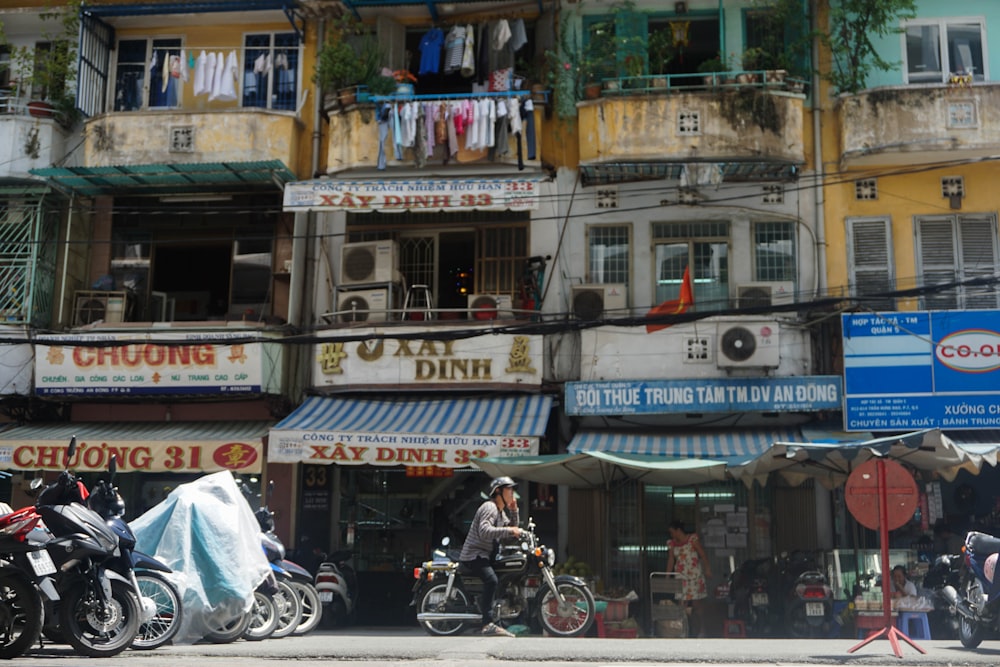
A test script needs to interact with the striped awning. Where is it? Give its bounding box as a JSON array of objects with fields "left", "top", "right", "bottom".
[
  {"left": 0, "top": 421, "right": 272, "bottom": 473},
  {"left": 268, "top": 394, "right": 553, "bottom": 466},
  {"left": 568, "top": 428, "right": 806, "bottom": 464}
]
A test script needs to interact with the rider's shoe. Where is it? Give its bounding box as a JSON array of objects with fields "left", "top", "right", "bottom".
[{"left": 482, "top": 623, "right": 515, "bottom": 637}]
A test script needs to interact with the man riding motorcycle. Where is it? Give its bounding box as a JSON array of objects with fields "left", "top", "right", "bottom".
[{"left": 458, "top": 476, "right": 522, "bottom": 638}]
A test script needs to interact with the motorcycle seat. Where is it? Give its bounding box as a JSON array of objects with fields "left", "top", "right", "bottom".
[{"left": 967, "top": 532, "right": 1000, "bottom": 557}]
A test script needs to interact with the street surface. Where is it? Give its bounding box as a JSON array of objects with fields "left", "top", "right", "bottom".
[{"left": 14, "top": 626, "right": 1000, "bottom": 666}]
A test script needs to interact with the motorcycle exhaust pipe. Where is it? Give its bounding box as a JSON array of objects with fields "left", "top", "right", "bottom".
[
  {"left": 942, "top": 585, "right": 975, "bottom": 620},
  {"left": 417, "top": 612, "right": 483, "bottom": 622}
]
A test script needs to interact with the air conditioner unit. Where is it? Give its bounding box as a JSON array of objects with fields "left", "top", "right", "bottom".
[
  {"left": 339, "top": 241, "right": 399, "bottom": 286},
  {"left": 74, "top": 290, "right": 130, "bottom": 326},
  {"left": 467, "top": 294, "right": 514, "bottom": 320},
  {"left": 716, "top": 321, "right": 780, "bottom": 368},
  {"left": 571, "top": 284, "right": 627, "bottom": 321},
  {"left": 336, "top": 288, "right": 391, "bottom": 323},
  {"left": 737, "top": 281, "right": 795, "bottom": 308}
]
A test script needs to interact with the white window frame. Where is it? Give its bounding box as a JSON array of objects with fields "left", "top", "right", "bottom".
[
  {"left": 585, "top": 223, "right": 632, "bottom": 287},
  {"left": 111, "top": 36, "right": 185, "bottom": 111},
  {"left": 241, "top": 31, "right": 302, "bottom": 111},
  {"left": 901, "top": 16, "right": 988, "bottom": 84}
]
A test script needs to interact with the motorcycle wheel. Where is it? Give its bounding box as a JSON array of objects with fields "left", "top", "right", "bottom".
[
  {"left": 132, "top": 571, "right": 183, "bottom": 650},
  {"left": 959, "top": 576, "right": 986, "bottom": 648},
  {"left": 0, "top": 571, "right": 42, "bottom": 659},
  {"left": 290, "top": 581, "right": 322, "bottom": 635},
  {"left": 269, "top": 580, "right": 303, "bottom": 639},
  {"left": 243, "top": 590, "right": 279, "bottom": 641},
  {"left": 416, "top": 583, "right": 471, "bottom": 637},
  {"left": 59, "top": 578, "right": 140, "bottom": 658},
  {"left": 536, "top": 580, "right": 596, "bottom": 637},
  {"left": 203, "top": 611, "right": 251, "bottom": 644}
]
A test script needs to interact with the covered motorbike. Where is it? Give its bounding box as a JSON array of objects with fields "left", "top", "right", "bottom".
[
  {"left": 944, "top": 530, "right": 1000, "bottom": 648},
  {"left": 411, "top": 517, "right": 596, "bottom": 637}
]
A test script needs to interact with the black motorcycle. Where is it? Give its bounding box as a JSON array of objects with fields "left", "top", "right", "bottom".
[
  {"left": 728, "top": 557, "right": 780, "bottom": 637},
  {"left": 923, "top": 552, "right": 962, "bottom": 640},
  {"left": 778, "top": 551, "right": 833, "bottom": 638},
  {"left": 86, "top": 456, "right": 183, "bottom": 650},
  {"left": 0, "top": 505, "right": 60, "bottom": 658},
  {"left": 411, "top": 517, "right": 596, "bottom": 637},
  {"left": 32, "top": 438, "right": 141, "bottom": 657}
]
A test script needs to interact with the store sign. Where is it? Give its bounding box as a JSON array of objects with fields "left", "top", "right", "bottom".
[
  {"left": 312, "top": 329, "right": 541, "bottom": 388},
  {"left": 843, "top": 310, "right": 1000, "bottom": 430},
  {"left": 268, "top": 431, "right": 536, "bottom": 467},
  {"left": 34, "top": 332, "right": 265, "bottom": 396},
  {"left": 0, "top": 440, "right": 261, "bottom": 473},
  {"left": 0, "top": 329, "right": 31, "bottom": 396},
  {"left": 283, "top": 178, "right": 540, "bottom": 212},
  {"left": 565, "top": 376, "right": 842, "bottom": 416}
]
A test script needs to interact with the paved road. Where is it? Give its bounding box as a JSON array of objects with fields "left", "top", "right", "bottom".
[{"left": 16, "top": 626, "right": 1000, "bottom": 666}]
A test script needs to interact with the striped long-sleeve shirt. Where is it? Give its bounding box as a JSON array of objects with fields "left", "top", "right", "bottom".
[{"left": 459, "top": 499, "right": 519, "bottom": 561}]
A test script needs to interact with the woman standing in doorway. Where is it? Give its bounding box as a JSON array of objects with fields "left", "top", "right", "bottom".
[{"left": 667, "top": 519, "right": 712, "bottom": 637}]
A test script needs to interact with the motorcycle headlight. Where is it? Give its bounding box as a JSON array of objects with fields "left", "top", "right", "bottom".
[{"left": 545, "top": 548, "right": 556, "bottom": 568}]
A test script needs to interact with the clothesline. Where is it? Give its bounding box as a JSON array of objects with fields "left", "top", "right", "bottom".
[
  {"left": 372, "top": 90, "right": 531, "bottom": 102},
  {"left": 151, "top": 45, "right": 303, "bottom": 52}
]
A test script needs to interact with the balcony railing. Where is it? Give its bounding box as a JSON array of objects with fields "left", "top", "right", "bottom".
[{"left": 590, "top": 70, "right": 808, "bottom": 97}]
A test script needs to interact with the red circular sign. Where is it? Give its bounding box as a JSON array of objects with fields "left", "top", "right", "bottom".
[
  {"left": 212, "top": 443, "right": 259, "bottom": 470},
  {"left": 845, "top": 459, "right": 918, "bottom": 531}
]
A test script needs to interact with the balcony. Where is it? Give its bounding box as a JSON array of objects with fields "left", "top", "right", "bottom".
[
  {"left": 839, "top": 83, "right": 1000, "bottom": 167},
  {"left": 0, "top": 100, "right": 76, "bottom": 179},
  {"left": 81, "top": 108, "right": 303, "bottom": 171},
  {"left": 324, "top": 93, "right": 547, "bottom": 174},
  {"left": 576, "top": 74, "right": 806, "bottom": 183}
]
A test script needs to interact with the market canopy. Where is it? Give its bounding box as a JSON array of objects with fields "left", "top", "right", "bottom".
[
  {"left": 729, "top": 428, "right": 990, "bottom": 489},
  {"left": 472, "top": 451, "right": 728, "bottom": 489}
]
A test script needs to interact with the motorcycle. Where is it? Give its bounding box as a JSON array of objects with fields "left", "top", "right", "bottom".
[
  {"left": 315, "top": 550, "right": 357, "bottom": 629},
  {"left": 943, "top": 530, "right": 1000, "bottom": 648},
  {"left": 0, "top": 504, "right": 60, "bottom": 658},
  {"left": 923, "top": 551, "right": 962, "bottom": 641},
  {"left": 411, "top": 517, "right": 596, "bottom": 637},
  {"left": 85, "top": 456, "right": 183, "bottom": 650},
  {"left": 728, "top": 557, "right": 779, "bottom": 637},
  {"left": 27, "top": 437, "right": 142, "bottom": 657},
  {"left": 779, "top": 551, "right": 833, "bottom": 638}
]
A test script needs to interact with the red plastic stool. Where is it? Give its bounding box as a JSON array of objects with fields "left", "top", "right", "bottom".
[
  {"left": 594, "top": 612, "right": 606, "bottom": 638},
  {"left": 723, "top": 619, "right": 746, "bottom": 638}
]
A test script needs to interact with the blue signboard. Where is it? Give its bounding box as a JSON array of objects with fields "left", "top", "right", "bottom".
[
  {"left": 565, "top": 376, "right": 842, "bottom": 416},
  {"left": 842, "top": 310, "right": 1000, "bottom": 430}
]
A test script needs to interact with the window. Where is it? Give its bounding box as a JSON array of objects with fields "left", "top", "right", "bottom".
[
  {"left": 243, "top": 33, "right": 299, "bottom": 110},
  {"left": 646, "top": 16, "right": 721, "bottom": 75},
  {"left": 114, "top": 38, "right": 182, "bottom": 111},
  {"left": 847, "top": 218, "right": 895, "bottom": 311},
  {"left": 586, "top": 225, "right": 630, "bottom": 286},
  {"left": 753, "top": 222, "right": 796, "bottom": 282},
  {"left": 916, "top": 215, "right": 998, "bottom": 310},
  {"left": 652, "top": 221, "right": 729, "bottom": 311},
  {"left": 904, "top": 19, "right": 985, "bottom": 83}
]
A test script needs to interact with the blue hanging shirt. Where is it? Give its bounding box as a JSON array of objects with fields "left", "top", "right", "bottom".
[{"left": 418, "top": 28, "right": 444, "bottom": 75}]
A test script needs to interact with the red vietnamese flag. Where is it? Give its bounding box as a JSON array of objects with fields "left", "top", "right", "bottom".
[{"left": 645, "top": 265, "right": 694, "bottom": 333}]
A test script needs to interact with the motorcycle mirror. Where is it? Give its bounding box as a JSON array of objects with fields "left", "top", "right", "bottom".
[
  {"left": 66, "top": 436, "right": 77, "bottom": 467},
  {"left": 109, "top": 454, "right": 118, "bottom": 478},
  {"left": 267, "top": 479, "right": 274, "bottom": 501},
  {"left": 29, "top": 477, "right": 43, "bottom": 493},
  {"left": 441, "top": 537, "right": 450, "bottom": 547}
]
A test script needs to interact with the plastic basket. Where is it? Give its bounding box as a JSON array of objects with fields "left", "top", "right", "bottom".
[{"left": 606, "top": 627, "right": 638, "bottom": 639}]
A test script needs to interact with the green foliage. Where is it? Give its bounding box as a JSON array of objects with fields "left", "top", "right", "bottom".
[
  {"left": 1, "top": 0, "right": 80, "bottom": 114},
  {"left": 647, "top": 29, "right": 674, "bottom": 75},
  {"left": 821, "top": 0, "right": 917, "bottom": 94},
  {"left": 366, "top": 74, "right": 397, "bottom": 96},
  {"left": 696, "top": 56, "right": 726, "bottom": 73},
  {"left": 314, "top": 14, "right": 375, "bottom": 92}
]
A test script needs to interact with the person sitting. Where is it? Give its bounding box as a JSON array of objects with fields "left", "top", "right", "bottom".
[{"left": 890, "top": 565, "right": 917, "bottom": 598}]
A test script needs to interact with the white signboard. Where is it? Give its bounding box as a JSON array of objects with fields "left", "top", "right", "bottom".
[
  {"left": 35, "top": 332, "right": 265, "bottom": 396},
  {"left": 283, "top": 178, "right": 540, "bottom": 212},
  {"left": 312, "top": 328, "right": 541, "bottom": 389},
  {"left": 0, "top": 326, "right": 32, "bottom": 396},
  {"left": 268, "top": 431, "right": 537, "bottom": 467}
]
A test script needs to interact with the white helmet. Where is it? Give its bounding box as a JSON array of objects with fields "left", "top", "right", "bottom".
[{"left": 489, "top": 476, "right": 517, "bottom": 497}]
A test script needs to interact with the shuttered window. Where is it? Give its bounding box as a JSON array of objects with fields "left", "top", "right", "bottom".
[
  {"left": 916, "top": 215, "right": 999, "bottom": 310},
  {"left": 847, "top": 218, "right": 895, "bottom": 310}
]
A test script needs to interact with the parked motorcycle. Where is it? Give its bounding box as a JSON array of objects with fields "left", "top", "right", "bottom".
[
  {"left": 85, "top": 456, "right": 183, "bottom": 650},
  {"left": 728, "top": 557, "right": 780, "bottom": 637},
  {"left": 943, "top": 530, "right": 1000, "bottom": 648},
  {"left": 0, "top": 504, "right": 60, "bottom": 658},
  {"left": 315, "top": 550, "right": 357, "bottom": 628},
  {"left": 29, "top": 437, "right": 141, "bottom": 657},
  {"left": 923, "top": 551, "right": 962, "bottom": 641},
  {"left": 411, "top": 517, "right": 596, "bottom": 637},
  {"left": 779, "top": 551, "right": 833, "bottom": 638}
]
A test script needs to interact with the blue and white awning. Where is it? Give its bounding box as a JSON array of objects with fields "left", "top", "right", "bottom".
[
  {"left": 268, "top": 394, "right": 553, "bottom": 466},
  {"left": 568, "top": 428, "right": 805, "bottom": 464}
]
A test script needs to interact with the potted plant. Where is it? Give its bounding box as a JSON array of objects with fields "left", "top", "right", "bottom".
[
  {"left": 648, "top": 29, "right": 675, "bottom": 89},
  {"left": 738, "top": 47, "right": 768, "bottom": 83},
  {"left": 4, "top": 0, "right": 80, "bottom": 127},
  {"left": 366, "top": 73, "right": 398, "bottom": 97},
  {"left": 314, "top": 15, "right": 368, "bottom": 109},
  {"left": 696, "top": 56, "right": 726, "bottom": 87}
]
